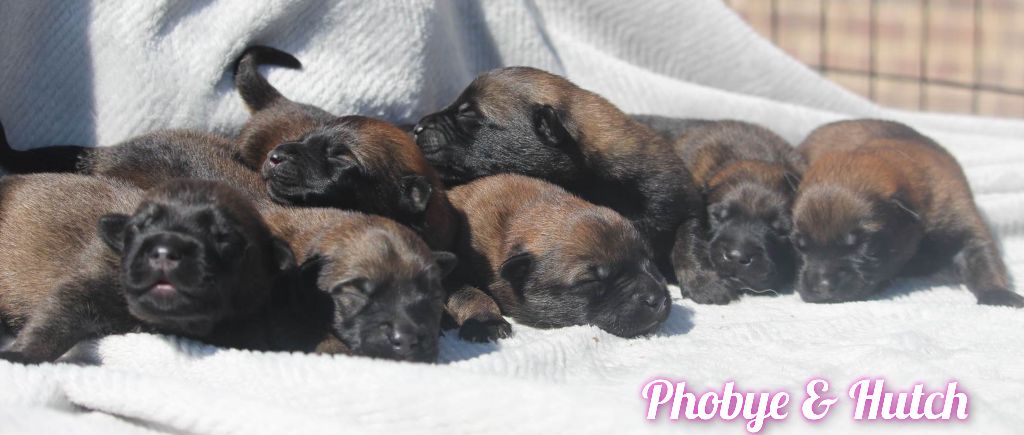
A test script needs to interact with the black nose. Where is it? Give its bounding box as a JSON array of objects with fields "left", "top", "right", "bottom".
[
  {"left": 148, "top": 245, "right": 181, "bottom": 272},
  {"left": 412, "top": 124, "right": 425, "bottom": 134},
  {"left": 724, "top": 247, "right": 758, "bottom": 266},
  {"left": 387, "top": 327, "right": 424, "bottom": 354},
  {"left": 633, "top": 290, "right": 668, "bottom": 311},
  {"left": 267, "top": 151, "right": 287, "bottom": 166}
]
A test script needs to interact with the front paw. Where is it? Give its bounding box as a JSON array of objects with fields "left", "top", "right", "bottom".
[
  {"left": 683, "top": 274, "right": 739, "bottom": 305},
  {"left": 458, "top": 314, "right": 512, "bottom": 343},
  {"left": 977, "top": 289, "right": 1024, "bottom": 308}
]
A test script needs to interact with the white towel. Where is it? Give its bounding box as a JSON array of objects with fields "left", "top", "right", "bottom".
[{"left": 1, "top": 1, "right": 1022, "bottom": 434}]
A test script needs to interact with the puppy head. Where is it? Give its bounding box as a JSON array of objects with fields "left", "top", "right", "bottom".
[
  {"left": 414, "top": 67, "right": 608, "bottom": 185},
  {"left": 261, "top": 116, "right": 438, "bottom": 220},
  {"left": 704, "top": 163, "right": 799, "bottom": 292},
  {"left": 501, "top": 207, "right": 670, "bottom": 337},
  {"left": 792, "top": 184, "right": 923, "bottom": 303},
  {"left": 99, "top": 179, "right": 295, "bottom": 336},
  {"left": 298, "top": 221, "right": 453, "bottom": 362}
]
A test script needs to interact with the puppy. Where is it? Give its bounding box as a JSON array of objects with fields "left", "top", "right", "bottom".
[
  {"left": 447, "top": 174, "right": 671, "bottom": 337},
  {"left": 675, "top": 120, "right": 804, "bottom": 298},
  {"left": 793, "top": 119, "right": 1022, "bottom": 307},
  {"left": 261, "top": 206, "right": 456, "bottom": 362},
  {"left": 233, "top": 46, "right": 455, "bottom": 250},
  {"left": 412, "top": 67, "right": 731, "bottom": 304},
  {"left": 0, "top": 176, "right": 296, "bottom": 363},
  {"left": 0, "top": 127, "right": 268, "bottom": 202}
]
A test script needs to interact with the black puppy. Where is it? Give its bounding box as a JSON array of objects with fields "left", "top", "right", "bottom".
[
  {"left": 413, "top": 67, "right": 731, "bottom": 304},
  {"left": 232, "top": 46, "right": 457, "bottom": 251},
  {"left": 675, "top": 120, "right": 804, "bottom": 298},
  {"left": 0, "top": 175, "right": 295, "bottom": 363}
]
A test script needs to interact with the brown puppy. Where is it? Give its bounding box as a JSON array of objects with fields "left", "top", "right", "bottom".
[
  {"left": 793, "top": 119, "right": 1022, "bottom": 307},
  {"left": 447, "top": 174, "right": 671, "bottom": 337},
  {"left": 0, "top": 175, "right": 296, "bottom": 363},
  {"left": 233, "top": 46, "right": 455, "bottom": 251},
  {"left": 0, "top": 128, "right": 268, "bottom": 203},
  {"left": 261, "top": 206, "right": 456, "bottom": 362},
  {"left": 675, "top": 120, "right": 804, "bottom": 298},
  {"left": 413, "top": 67, "right": 731, "bottom": 305}
]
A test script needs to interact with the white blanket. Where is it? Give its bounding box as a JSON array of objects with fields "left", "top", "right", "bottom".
[{"left": 1, "top": 1, "right": 1022, "bottom": 434}]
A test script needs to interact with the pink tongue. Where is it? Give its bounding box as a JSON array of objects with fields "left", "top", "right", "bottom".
[{"left": 152, "top": 282, "right": 176, "bottom": 296}]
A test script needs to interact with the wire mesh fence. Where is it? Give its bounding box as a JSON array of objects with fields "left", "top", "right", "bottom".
[{"left": 726, "top": 0, "right": 1024, "bottom": 118}]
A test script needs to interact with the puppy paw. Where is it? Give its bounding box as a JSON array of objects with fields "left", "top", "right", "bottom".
[
  {"left": 683, "top": 275, "right": 739, "bottom": 305},
  {"left": 977, "top": 290, "right": 1024, "bottom": 308},
  {"left": 458, "top": 314, "right": 512, "bottom": 343}
]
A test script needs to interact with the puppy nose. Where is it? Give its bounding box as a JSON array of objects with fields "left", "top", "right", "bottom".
[
  {"left": 633, "top": 290, "right": 668, "bottom": 311},
  {"left": 387, "top": 328, "right": 423, "bottom": 354},
  {"left": 267, "top": 151, "right": 287, "bottom": 166},
  {"left": 724, "top": 248, "right": 757, "bottom": 266},
  {"left": 412, "top": 124, "right": 425, "bottom": 134},
  {"left": 148, "top": 245, "right": 181, "bottom": 271}
]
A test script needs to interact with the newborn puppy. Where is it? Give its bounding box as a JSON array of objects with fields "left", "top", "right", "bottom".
[
  {"left": 0, "top": 127, "right": 267, "bottom": 202},
  {"left": 793, "top": 119, "right": 1022, "bottom": 307},
  {"left": 0, "top": 176, "right": 295, "bottom": 363},
  {"left": 413, "top": 67, "right": 728, "bottom": 304},
  {"left": 233, "top": 46, "right": 455, "bottom": 250},
  {"left": 675, "top": 120, "right": 804, "bottom": 298},
  {"left": 447, "top": 174, "right": 671, "bottom": 337},
  {"left": 262, "top": 206, "right": 455, "bottom": 362}
]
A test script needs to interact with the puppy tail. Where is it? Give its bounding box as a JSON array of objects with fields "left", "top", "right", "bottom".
[
  {"left": 233, "top": 45, "right": 302, "bottom": 113},
  {"left": 0, "top": 120, "right": 88, "bottom": 174}
]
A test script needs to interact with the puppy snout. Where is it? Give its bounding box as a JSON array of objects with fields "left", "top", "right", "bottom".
[
  {"left": 148, "top": 245, "right": 181, "bottom": 272},
  {"left": 267, "top": 151, "right": 287, "bottom": 166},
  {"left": 386, "top": 326, "right": 425, "bottom": 355},
  {"left": 724, "top": 247, "right": 758, "bottom": 266},
  {"left": 632, "top": 288, "right": 669, "bottom": 313}
]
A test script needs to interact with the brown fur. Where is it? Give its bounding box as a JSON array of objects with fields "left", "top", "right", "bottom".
[{"left": 794, "top": 119, "right": 1020, "bottom": 306}]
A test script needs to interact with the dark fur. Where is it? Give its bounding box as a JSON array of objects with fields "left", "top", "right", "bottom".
[
  {"left": 630, "top": 114, "right": 712, "bottom": 142},
  {"left": 0, "top": 120, "right": 86, "bottom": 173},
  {"left": 793, "top": 119, "right": 1022, "bottom": 307},
  {"left": 447, "top": 174, "right": 670, "bottom": 338},
  {"left": 0, "top": 176, "right": 297, "bottom": 363},
  {"left": 675, "top": 120, "right": 804, "bottom": 299},
  {"left": 0, "top": 128, "right": 268, "bottom": 203},
  {"left": 262, "top": 206, "right": 455, "bottom": 362},
  {"left": 413, "top": 67, "right": 727, "bottom": 304},
  {"left": 233, "top": 46, "right": 456, "bottom": 251}
]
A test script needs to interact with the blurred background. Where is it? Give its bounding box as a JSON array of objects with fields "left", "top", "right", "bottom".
[{"left": 726, "top": 0, "right": 1024, "bottom": 118}]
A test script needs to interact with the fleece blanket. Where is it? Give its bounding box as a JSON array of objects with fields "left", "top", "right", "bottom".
[{"left": 1, "top": 1, "right": 1022, "bottom": 434}]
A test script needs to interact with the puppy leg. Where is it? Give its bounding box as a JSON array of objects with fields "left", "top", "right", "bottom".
[
  {"left": 957, "top": 224, "right": 1023, "bottom": 307},
  {"left": 446, "top": 285, "right": 511, "bottom": 343},
  {"left": 0, "top": 275, "right": 134, "bottom": 363},
  {"left": 671, "top": 217, "right": 738, "bottom": 305}
]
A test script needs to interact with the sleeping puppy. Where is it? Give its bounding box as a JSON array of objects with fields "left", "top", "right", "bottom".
[
  {"left": 0, "top": 127, "right": 267, "bottom": 203},
  {"left": 447, "top": 174, "right": 671, "bottom": 337},
  {"left": 0, "top": 176, "right": 296, "bottom": 363},
  {"left": 232, "top": 46, "right": 456, "bottom": 251},
  {"left": 793, "top": 119, "right": 1022, "bottom": 307},
  {"left": 412, "top": 67, "right": 731, "bottom": 305},
  {"left": 262, "top": 206, "right": 455, "bottom": 362},
  {"left": 675, "top": 120, "right": 804, "bottom": 298}
]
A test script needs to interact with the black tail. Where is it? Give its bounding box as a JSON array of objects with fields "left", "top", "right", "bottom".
[
  {"left": 233, "top": 45, "right": 302, "bottom": 112},
  {"left": 0, "top": 120, "right": 88, "bottom": 174}
]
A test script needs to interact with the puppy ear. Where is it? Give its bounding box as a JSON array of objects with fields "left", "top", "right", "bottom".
[
  {"left": 399, "top": 174, "right": 433, "bottom": 214},
  {"left": 98, "top": 214, "right": 131, "bottom": 253},
  {"left": 533, "top": 104, "right": 575, "bottom": 148},
  {"left": 783, "top": 172, "right": 802, "bottom": 193},
  {"left": 432, "top": 251, "right": 458, "bottom": 277},
  {"left": 270, "top": 237, "right": 297, "bottom": 274},
  {"left": 298, "top": 254, "right": 324, "bottom": 288},
  {"left": 498, "top": 250, "right": 534, "bottom": 291}
]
